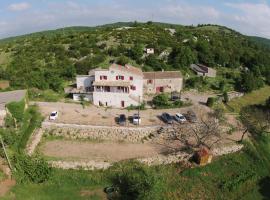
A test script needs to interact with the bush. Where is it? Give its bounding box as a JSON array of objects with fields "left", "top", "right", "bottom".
[
  {"left": 110, "top": 162, "right": 164, "bottom": 200},
  {"left": 266, "top": 97, "right": 270, "bottom": 110},
  {"left": 116, "top": 56, "right": 129, "bottom": 66},
  {"left": 206, "top": 97, "right": 216, "bottom": 107},
  {"left": 223, "top": 91, "right": 229, "bottom": 103},
  {"left": 13, "top": 153, "right": 52, "bottom": 184},
  {"left": 6, "top": 100, "right": 25, "bottom": 123},
  {"left": 152, "top": 94, "right": 170, "bottom": 107}
]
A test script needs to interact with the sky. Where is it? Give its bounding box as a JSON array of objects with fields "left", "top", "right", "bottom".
[{"left": 1, "top": 0, "right": 270, "bottom": 39}]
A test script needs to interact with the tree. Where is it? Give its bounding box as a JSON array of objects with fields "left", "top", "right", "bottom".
[
  {"left": 165, "top": 113, "right": 222, "bottom": 151},
  {"left": 169, "top": 46, "right": 197, "bottom": 69},
  {"left": 240, "top": 72, "right": 264, "bottom": 92},
  {"left": 110, "top": 162, "right": 164, "bottom": 200},
  {"left": 152, "top": 94, "right": 170, "bottom": 107},
  {"left": 116, "top": 56, "right": 129, "bottom": 66}
]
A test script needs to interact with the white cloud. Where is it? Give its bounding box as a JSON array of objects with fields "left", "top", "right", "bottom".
[
  {"left": 224, "top": 2, "right": 270, "bottom": 37},
  {"left": 1, "top": 1, "right": 270, "bottom": 39},
  {"left": 8, "top": 2, "right": 31, "bottom": 11}
]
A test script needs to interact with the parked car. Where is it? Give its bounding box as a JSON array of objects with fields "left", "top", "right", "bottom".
[
  {"left": 133, "top": 114, "right": 141, "bottom": 125},
  {"left": 118, "top": 114, "right": 127, "bottom": 126},
  {"left": 175, "top": 113, "right": 187, "bottom": 123},
  {"left": 49, "top": 111, "right": 58, "bottom": 120},
  {"left": 185, "top": 110, "right": 197, "bottom": 123},
  {"left": 161, "top": 113, "right": 174, "bottom": 124}
]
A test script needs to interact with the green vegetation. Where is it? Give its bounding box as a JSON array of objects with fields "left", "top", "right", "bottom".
[
  {"left": 0, "top": 95, "right": 50, "bottom": 186},
  {"left": 6, "top": 100, "right": 25, "bottom": 123},
  {"left": 226, "top": 86, "right": 270, "bottom": 112},
  {"left": 152, "top": 93, "right": 189, "bottom": 109},
  {"left": 0, "top": 22, "right": 269, "bottom": 94},
  {"left": 206, "top": 97, "right": 216, "bottom": 107}
]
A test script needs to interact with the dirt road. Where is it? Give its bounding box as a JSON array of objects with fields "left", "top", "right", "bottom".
[{"left": 41, "top": 140, "right": 172, "bottom": 162}]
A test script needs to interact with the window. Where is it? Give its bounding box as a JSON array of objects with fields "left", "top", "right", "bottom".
[
  {"left": 129, "top": 76, "right": 133, "bottom": 81},
  {"left": 100, "top": 76, "right": 107, "bottom": 80},
  {"left": 116, "top": 75, "right": 124, "bottom": 80},
  {"left": 131, "top": 85, "right": 136, "bottom": 90},
  {"left": 147, "top": 80, "right": 153, "bottom": 84}
]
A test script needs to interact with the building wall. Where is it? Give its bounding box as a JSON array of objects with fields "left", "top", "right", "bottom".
[
  {"left": 93, "top": 92, "right": 139, "bottom": 108},
  {"left": 143, "top": 78, "right": 183, "bottom": 94},
  {"left": 94, "top": 67, "right": 143, "bottom": 107},
  {"left": 73, "top": 93, "right": 93, "bottom": 102},
  {"left": 207, "top": 68, "right": 217, "bottom": 77},
  {"left": 76, "top": 76, "right": 94, "bottom": 89}
]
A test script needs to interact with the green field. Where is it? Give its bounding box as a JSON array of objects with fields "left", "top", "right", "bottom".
[
  {"left": 227, "top": 86, "right": 270, "bottom": 113},
  {"left": 2, "top": 133, "right": 270, "bottom": 200}
]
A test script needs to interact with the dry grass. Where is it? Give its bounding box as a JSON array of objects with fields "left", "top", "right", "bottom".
[{"left": 227, "top": 86, "right": 270, "bottom": 113}]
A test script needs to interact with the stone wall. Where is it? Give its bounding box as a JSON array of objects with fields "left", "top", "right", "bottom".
[{"left": 42, "top": 122, "right": 160, "bottom": 143}]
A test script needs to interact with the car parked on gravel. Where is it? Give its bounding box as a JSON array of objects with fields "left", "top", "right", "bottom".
[
  {"left": 175, "top": 113, "right": 187, "bottom": 123},
  {"left": 118, "top": 114, "right": 127, "bottom": 126},
  {"left": 185, "top": 110, "right": 198, "bottom": 123},
  {"left": 161, "top": 113, "right": 174, "bottom": 124},
  {"left": 133, "top": 114, "right": 141, "bottom": 125},
  {"left": 49, "top": 111, "right": 58, "bottom": 120}
]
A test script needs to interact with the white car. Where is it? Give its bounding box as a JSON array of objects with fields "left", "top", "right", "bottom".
[
  {"left": 175, "top": 113, "right": 186, "bottom": 123},
  {"left": 133, "top": 114, "right": 141, "bottom": 125},
  {"left": 49, "top": 111, "right": 58, "bottom": 120}
]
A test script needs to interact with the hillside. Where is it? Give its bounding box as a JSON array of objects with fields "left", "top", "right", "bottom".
[
  {"left": 0, "top": 22, "right": 269, "bottom": 92},
  {"left": 249, "top": 36, "right": 270, "bottom": 49}
]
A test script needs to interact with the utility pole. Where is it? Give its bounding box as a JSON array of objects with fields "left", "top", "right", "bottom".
[{"left": 0, "top": 135, "right": 13, "bottom": 173}]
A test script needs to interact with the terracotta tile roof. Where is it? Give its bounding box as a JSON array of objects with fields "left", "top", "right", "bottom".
[
  {"left": 110, "top": 64, "right": 143, "bottom": 76},
  {"left": 143, "top": 71, "right": 182, "bottom": 80}
]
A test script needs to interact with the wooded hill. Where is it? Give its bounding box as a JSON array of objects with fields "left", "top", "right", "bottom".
[{"left": 0, "top": 22, "right": 269, "bottom": 92}]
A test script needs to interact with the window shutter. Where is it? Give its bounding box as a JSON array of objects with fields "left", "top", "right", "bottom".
[
  {"left": 100, "top": 76, "right": 102, "bottom": 80},
  {"left": 116, "top": 76, "right": 118, "bottom": 80}
]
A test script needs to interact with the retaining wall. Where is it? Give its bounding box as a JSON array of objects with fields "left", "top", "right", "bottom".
[{"left": 42, "top": 122, "right": 160, "bottom": 143}]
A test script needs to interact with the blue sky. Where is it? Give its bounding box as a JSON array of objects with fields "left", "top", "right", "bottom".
[{"left": 1, "top": 0, "right": 270, "bottom": 38}]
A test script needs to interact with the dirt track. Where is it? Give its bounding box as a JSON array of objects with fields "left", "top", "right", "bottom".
[{"left": 41, "top": 140, "right": 171, "bottom": 162}]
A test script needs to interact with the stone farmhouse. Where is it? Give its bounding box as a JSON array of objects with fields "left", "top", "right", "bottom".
[
  {"left": 66, "top": 64, "right": 183, "bottom": 108},
  {"left": 143, "top": 71, "right": 183, "bottom": 94},
  {"left": 190, "top": 64, "right": 216, "bottom": 77}
]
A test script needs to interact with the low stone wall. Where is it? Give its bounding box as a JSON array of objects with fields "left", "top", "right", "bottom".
[
  {"left": 42, "top": 122, "right": 160, "bottom": 143},
  {"left": 212, "top": 144, "right": 244, "bottom": 156},
  {"left": 49, "top": 160, "right": 112, "bottom": 170}
]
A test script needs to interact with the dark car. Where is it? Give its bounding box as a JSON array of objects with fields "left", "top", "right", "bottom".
[
  {"left": 185, "top": 110, "right": 198, "bottom": 123},
  {"left": 161, "top": 113, "right": 174, "bottom": 124},
  {"left": 118, "top": 114, "right": 127, "bottom": 126}
]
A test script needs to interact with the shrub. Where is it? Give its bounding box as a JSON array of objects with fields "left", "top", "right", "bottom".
[
  {"left": 116, "top": 56, "right": 129, "bottom": 66},
  {"left": 110, "top": 162, "right": 164, "bottom": 200},
  {"left": 206, "top": 97, "right": 216, "bottom": 107},
  {"left": 6, "top": 100, "right": 25, "bottom": 123},
  {"left": 152, "top": 94, "right": 170, "bottom": 107},
  {"left": 223, "top": 91, "right": 229, "bottom": 103},
  {"left": 266, "top": 97, "right": 270, "bottom": 110},
  {"left": 13, "top": 153, "right": 52, "bottom": 184}
]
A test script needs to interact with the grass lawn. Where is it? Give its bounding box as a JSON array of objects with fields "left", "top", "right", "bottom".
[
  {"left": 2, "top": 134, "right": 270, "bottom": 200},
  {"left": 1, "top": 169, "right": 108, "bottom": 200},
  {"left": 227, "top": 86, "right": 270, "bottom": 113}
]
